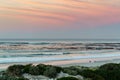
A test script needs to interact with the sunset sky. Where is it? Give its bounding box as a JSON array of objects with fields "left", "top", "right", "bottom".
[{"left": 0, "top": 0, "right": 120, "bottom": 39}]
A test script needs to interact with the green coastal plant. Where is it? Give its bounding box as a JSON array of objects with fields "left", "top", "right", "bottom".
[
  {"left": 1, "top": 63, "right": 120, "bottom": 80},
  {"left": 57, "top": 77, "right": 79, "bottom": 80}
]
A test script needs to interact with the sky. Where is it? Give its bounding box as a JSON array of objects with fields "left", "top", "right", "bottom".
[{"left": 0, "top": 0, "right": 120, "bottom": 39}]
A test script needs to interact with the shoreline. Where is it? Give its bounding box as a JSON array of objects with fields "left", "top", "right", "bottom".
[{"left": 1, "top": 53, "right": 120, "bottom": 71}]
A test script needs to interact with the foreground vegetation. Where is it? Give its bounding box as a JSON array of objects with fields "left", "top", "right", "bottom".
[{"left": 0, "top": 63, "right": 120, "bottom": 80}]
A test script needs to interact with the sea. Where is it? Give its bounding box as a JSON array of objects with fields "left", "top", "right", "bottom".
[{"left": 0, "top": 39, "right": 120, "bottom": 65}]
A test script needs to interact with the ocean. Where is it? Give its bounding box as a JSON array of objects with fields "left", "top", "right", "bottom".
[{"left": 0, "top": 39, "right": 120, "bottom": 64}]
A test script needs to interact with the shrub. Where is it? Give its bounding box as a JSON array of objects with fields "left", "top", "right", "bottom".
[
  {"left": 99, "top": 63, "right": 120, "bottom": 71},
  {"left": 0, "top": 75, "right": 28, "bottom": 80},
  {"left": 57, "top": 77, "right": 79, "bottom": 80},
  {"left": 79, "top": 70, "right": 104, "bottom": 80},
  {"left": 43, "top": 66, "right": 58, "bottom": 78},
  {"left": 36, "top": 64, "right": 46, "bottom": 75},
  {"left": 7, "top": 65, "right": 25, "bottom": 76},
  {"left": 28, "top": 65, "right": 40, "bottom": 75},
  {"left": 23, "top": 64, "right": 32, "bottom": 73},
  {"left": 63, "top": 66, "right": 79, "bottom": 75}
]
